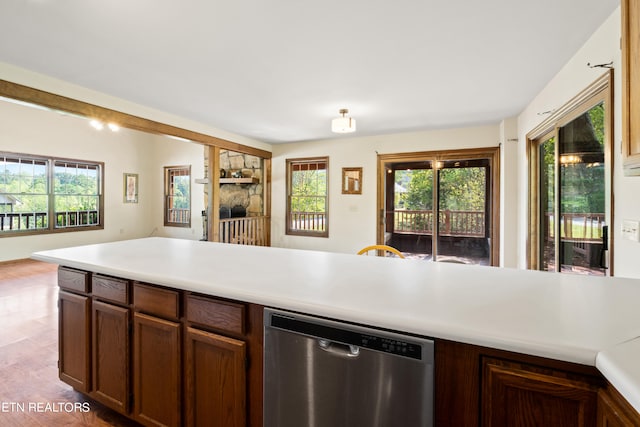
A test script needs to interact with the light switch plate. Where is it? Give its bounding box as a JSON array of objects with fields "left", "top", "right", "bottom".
[{"left": 622, "top": 220, "right": 640, "bottom": 242}]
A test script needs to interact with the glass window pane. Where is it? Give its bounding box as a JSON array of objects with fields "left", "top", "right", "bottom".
[
  {"left": 436, "top": 161, "right": 489, "bottom": 265},
  {"left": 539, "top": 136, "right": 556, "bottom": 272},
  {"left": 558, "top": 103, "right": 606, "bottom": 275}
]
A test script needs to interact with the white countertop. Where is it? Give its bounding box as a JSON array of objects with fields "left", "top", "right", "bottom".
[{"left": 32, "top": 237, "right": 640, "bottom": 411}]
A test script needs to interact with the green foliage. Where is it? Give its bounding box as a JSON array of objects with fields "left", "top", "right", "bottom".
[
  {"left": 439, "top": 167, "right": 485, "bottom": 211},
  {"left": 291, "top": 169, "right": 326, "bottom": 213},
  {"left": 1, "top": 165, "right": 99, "bottom": 213},
  {"left": 397, "top": 167, "right": 485, "bottom": 212},
  {"left": 170, "top": 176, "right": 190, "bottom": 209}
]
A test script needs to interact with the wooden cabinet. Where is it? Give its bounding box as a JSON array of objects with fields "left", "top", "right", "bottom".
[
  {"left": 58, "top": 267, "right": 91, "bottom": 393},
  {"left": 184, "top": 294, "right": 247, "bottom": 427},
  {"left": 133, "top": 312, "right": 181, "bottom": 427},
  {"left": 435, "top": 339, "right": 604, "bottom": 427},
  {"left": 92, "top": 300, "right": 130, "bottom": 414},
  {"left": 622, "top": 0, "right": 640, "bottom": 173},
  {"left": 597, "top": 382, "right": 640, "bottom": 427},
  {"left": 482, "top": 357, "right": 598, "bottom": 427},
  {"left": 184, "top": 327, "right": 246, "bottom": 427},
  {"left": 58, "top": 290, "right": 91, "bottom": 393},
  {"left": 133, "top": 283, "right": 181, "bottom": 427},
  {"left": 91, "top": 274, "right": 131, "bottom": 414}
]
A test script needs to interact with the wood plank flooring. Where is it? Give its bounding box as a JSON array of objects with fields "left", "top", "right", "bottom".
[{"left": 0, "top": 259, "right": 139, "bottom": 427}]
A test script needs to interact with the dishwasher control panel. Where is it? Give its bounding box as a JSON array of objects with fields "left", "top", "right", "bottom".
[
  {"left": 270, "top": 312, "right": 425, "bottom": 360},
  {"left": 360, "top": 334, "right": 422, "bottom": 359}
]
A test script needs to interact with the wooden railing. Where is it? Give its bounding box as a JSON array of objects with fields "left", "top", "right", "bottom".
[
  {"left": 289, "top": 212, "right": 326, "bottom": 232},
  {"left": 1, "top": 210, "right": 99, "bottom": 231},
  {"left": 394, "top": 210, "right": 485, "bottom": 237},
  {"left": 219, "top": 216, "right": 269, "bottom": 246},
  {"left": 546, "top": 212, "right": 605, "bottom": 242},
  {"left": 167, "top": 208, "right": 190, "bottom": 225}
]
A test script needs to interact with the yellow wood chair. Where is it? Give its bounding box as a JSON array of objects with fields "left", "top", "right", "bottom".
[{"left": 357, "top": 245, "right": 405, "bottom": 259}]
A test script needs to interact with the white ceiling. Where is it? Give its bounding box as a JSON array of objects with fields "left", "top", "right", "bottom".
[{"left": 0, "top": 0, "right": 619, "bottom": 144}]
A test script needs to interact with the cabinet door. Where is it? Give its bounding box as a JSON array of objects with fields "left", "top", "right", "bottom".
[
  {"left": 59, "top": 290, "right": 90, "bottom": 393},
  {"left": 92, "top": 300, "right": 130, "bottom": 414},
  {"left": 133, "top": 312, "right": 181, "bottom": 427},
  {"left": 597, "top": 385, "right": 640, "bottom": 427},
  {"left": 184, "top": 327, "right": 246, "bottom": 427},
  {"left": 482, "top": 358, "right": 598, "bottom": 427}
]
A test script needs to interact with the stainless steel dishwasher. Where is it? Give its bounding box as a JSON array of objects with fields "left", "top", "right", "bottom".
[{"left": 264, "top": 308, "right": 434, "bottom": 427}]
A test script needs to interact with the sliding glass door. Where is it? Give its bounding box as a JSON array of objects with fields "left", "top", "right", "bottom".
[
  {"left": 529, "top": 72, "right": 612, "bottom": 275},
  {"left": 378, "top": 148, "right": 499, "bottom": 266}
]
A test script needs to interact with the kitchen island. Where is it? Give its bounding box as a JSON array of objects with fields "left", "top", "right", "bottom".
[{"left": 32, "top": 237, "right": 640, "bottom": 426}]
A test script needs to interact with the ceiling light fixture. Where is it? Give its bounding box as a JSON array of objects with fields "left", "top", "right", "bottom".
[
  {"left": 331, "top": 108, "right": 356, "bottom": 133},
  {"left": 89, "top": 119, "right": 104, "bottom": 130}
]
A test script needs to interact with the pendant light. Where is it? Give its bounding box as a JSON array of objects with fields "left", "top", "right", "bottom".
[{"left": 331, "top": 109, "right": 356, "bottom": 133}]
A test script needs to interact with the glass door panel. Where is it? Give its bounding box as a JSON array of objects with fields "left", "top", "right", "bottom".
[
  {"left": 558, "top": 103, "right": 606, "bottom": 275},
  {"left": 539, "top": 136, "right": 556, "bottom": 271},
  {"left": 386, "top": 164, "right": 434, "bottom": 260},
  {"left": 436, "top": 159, "right": 490, "bottom": 265}
]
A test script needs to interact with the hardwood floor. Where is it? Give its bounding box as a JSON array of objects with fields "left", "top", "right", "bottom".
[{"left": 0, "top": 259, "right": 139, "bottom": 427}]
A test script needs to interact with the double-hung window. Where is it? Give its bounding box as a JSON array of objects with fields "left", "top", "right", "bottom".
[
  {"left": 0, "top": 152, "right": 103, "bottom": 235},
  {"left": 164, "top": 165, "right": 191, "bottom": 227},
  {"left": 286, "top": 157, "right": 329, "bottom": 237}
]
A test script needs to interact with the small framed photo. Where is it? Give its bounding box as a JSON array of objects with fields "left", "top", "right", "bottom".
[
  {"left": 342, "top": 167, "right": 362, "bottom": 194},
  {"left": 123, "top": 173, "right": 138, "bottom": 203}
]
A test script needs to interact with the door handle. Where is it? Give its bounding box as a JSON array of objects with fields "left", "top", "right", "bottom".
[
  {"left": 599, "top": 225, "right": 608, "bottom": 269},
  {"left": 318, "top": 339, "right": 360, "bottom": 358}
]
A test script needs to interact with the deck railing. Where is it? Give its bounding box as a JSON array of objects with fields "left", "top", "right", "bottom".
[
  {"left": 219, "top": 216, "right": 269, "bottom": 246},
  {"left": 0, "top": 210, "right": 99, "bottom": 231},
  {"left": 394, "top": 210, "right": 485, "bottom": 237},
  {"left": 289, "top": 212, "right": 326, "bottom": 232},
  {"left": 167, "top": 208, "right": 191, "bottom": 225},
  {"left": 545, "top": 212, "right": 605, "bottom": 242}
]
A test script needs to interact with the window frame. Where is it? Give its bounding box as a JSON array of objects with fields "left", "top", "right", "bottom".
[
  {"left": 286, "top": 156, "right": 329, "bottom": 238},
  {"left": 164, "top": 165, "right": 192, "bottom": 228},
  {"left": 0, "top": 151, "right": 104, "bottom": 237},
  {"left": 526, "top": 71, "right": 614, "bottom": 275}
]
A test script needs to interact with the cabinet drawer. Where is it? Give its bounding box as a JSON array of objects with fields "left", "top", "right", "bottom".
[
  {"left": 58, "top": 267, "right": 90, "bottom": 293},
  {"left": 186, "top": 295, "right": 245, "bottom": 335},
  {"left": 133, "top": 283, "right": 179, "bottom": 320},
  {"left": 92, "top": 274, "right": 129, "bottom": 305}
]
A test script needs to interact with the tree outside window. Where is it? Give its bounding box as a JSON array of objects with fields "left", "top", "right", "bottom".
[{"left": 286, "top": 157, "right": 328, "bottom": 237}]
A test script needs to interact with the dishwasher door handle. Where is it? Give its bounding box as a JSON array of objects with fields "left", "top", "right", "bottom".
[{"left": 318, "top": 339, "right": 360, "bottom": 357}]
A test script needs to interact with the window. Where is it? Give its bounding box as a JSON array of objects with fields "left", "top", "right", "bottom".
[
  {"left": 286, "top": 157, "right": 329, "bottom": 237},
  {"left": 0, "top": 152, "right": 103, "bottom": 235},
  {"left": 164, "top": 165, "right": 191, "bottom": 227},
  {"left": 528, "top": 72, "right": 612, "bottom": 276}
]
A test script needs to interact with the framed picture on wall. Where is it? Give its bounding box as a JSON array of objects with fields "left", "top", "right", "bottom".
[
  {"left": 342, "top": 167, "right": 362, "bottom": 194},
  {"left": 123, "top": 173, "right": 138, "bottom": 203}
]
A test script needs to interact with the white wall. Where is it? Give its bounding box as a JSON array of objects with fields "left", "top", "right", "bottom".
[
  {"left": 0, "top": 99, "right": 206, "bottom": 261},
  {"left": 516, "top": 7, "right": 640, "bottom": 278},
  {"left": 149, "top": 139, "right": 207, "bottom": 241},
  {"left": 271, "top": 125, "right": 504, "bottom": 257}
]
